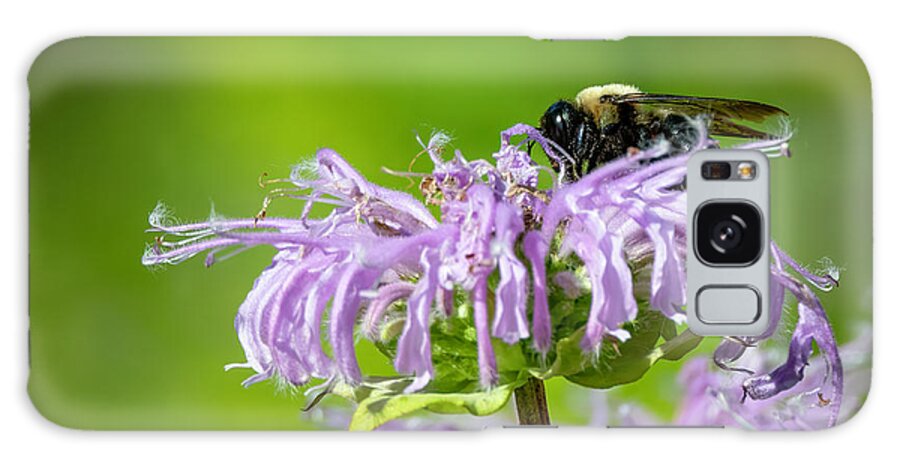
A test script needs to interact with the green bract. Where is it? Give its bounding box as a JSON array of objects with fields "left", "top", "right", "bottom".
[{"left": 330, "top": 292, "right": 702, "bottom": 430}]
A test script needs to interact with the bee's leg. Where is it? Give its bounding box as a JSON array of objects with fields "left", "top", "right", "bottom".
[
  {"left": 633, "top": 120, "right": 665, "bottom": 165},
  {"left": 575, "top": 120, "right": 600, "bottom": 177},
  {"left": 597, "top": 123, "right": 628, "bottom": 165},
  {"left": 636, "top": 119, "right": 661, "bottom": 149}
]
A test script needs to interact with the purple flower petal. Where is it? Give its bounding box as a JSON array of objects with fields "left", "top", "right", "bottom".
[
  {"left": 362, "top": 281, "right": 416, "bottom": 339},
  {"left": 395, "top": 249, "right": 441, "bottom": 392},
  {"left": 329, "top": 264, "right": 381, "bottom": 384},
  {"left": 772, "top": 242, "right": 839, "bottom": 291},
  {"left": 703, "top": 243, "right": 844, "bottom": 428},
  {"left": 229, "top": 251, "right": 295, "bottom": 386},
  {"left": 568, "top": 224, "right": 637, "bottom": 351},
  {"left": 523, "top": 231, "right": 551, "bottom": 353},
  {"left": 294, "top": 258, "right": 343, "bottom": 377},
  {"left": 491, "top": 202, "right": 530, "bottom": 344},
  {"left": 742, "top": 271, "right": 843, "bottom": 426},
  {"left": 645, "top": 222, "right": 686, "bottom": 321},
  {"left": 473, "top": 276, "right": 498, "bottom": 388},
  {"left": 437, "top": 287, "right": 455, "bottom": 318}
]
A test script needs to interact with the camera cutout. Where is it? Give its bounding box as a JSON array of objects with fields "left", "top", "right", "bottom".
[
  {"left": 700, "top": 160, "right": 757, "bottom": 181},
  {"left": 694, "top": 201, "right": 763, "bottom": 266},
  {"left": 687, "top": 150, "right": 770, "bottom": 336}
]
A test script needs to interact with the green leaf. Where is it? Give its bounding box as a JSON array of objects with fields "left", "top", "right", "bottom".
[
  {"left": 345, "top": 376, "right": 526, "bottom": 431},
  {"left": 330, "top": 376, "right": 411, "bottom": 404},
  {"left": 534, "top": 307, "right": 661, "bottom": 380},
  {"left": 652, "top": 329, "right": 704, "bottom": 362},
  {"left": 564, "top": 310, "right": 668, "bottom": 389},
  {"left": 493, "top": 338, "right": 529, "bottom": 373},
  {"left": 660, "top": 318, "right": 678, "bottom": 341},
  {"left": 538, "top": 327, "right": 589, "bottom": 378},
  {"left": 374, "top": 304, "right": 529, "bottom": 392},
  {"left": 533, "top": 307, "right": 705, "bottom": 390}
]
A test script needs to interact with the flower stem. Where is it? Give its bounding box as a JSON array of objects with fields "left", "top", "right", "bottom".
[{"left": 513, "top": 377, "right": 551, "bottom": 426}]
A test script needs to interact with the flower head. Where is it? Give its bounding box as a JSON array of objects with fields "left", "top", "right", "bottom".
[{"left": 142, "top": 121, "right": 841, "bottom": 429}]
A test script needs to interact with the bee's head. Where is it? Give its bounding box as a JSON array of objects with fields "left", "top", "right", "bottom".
[{"left": 538, "top": 100, "right": 595, "bottom": 181}]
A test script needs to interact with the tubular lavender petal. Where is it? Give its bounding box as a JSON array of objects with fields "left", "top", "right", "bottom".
[
  {"left": 362, "top": 281, "right": 417, "bottom": 339},
  {"left": 523, "top": 231, "right": 551, "bottom": 353},
  {"left": 741, "top": 271, "right": 843, "bottom": 426},
  {"left": 473, "top": 276, "right": 498, "bottom": 388},
  {"left": 491, "top": 201, "right": 531, "bottom": 344},
  {"left": 395, "top": 249, "right": 441, "bottom": 393}
]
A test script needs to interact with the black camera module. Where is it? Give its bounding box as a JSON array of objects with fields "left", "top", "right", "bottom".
[{"left": 694, "top": 201, "right": 762, "bottom": 265}]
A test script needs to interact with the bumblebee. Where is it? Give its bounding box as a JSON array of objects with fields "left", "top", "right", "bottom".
[{"left": 538, "top": 84, "right": 787, "bottom": 181}]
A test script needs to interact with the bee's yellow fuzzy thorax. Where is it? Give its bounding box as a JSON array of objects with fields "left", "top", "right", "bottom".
[
  {"left": 575, "top": 84, "right": 642, "bottom": 125},
  {"left": 576, "top": 84, "right": 641, "bottom": 103}
]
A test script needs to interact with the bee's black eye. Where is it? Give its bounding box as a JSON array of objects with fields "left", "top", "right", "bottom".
[
  {"left": 539, "top": 100, "right": 595, "bottom": 180},
  {"left": 540, "top": 101, "right": 579, "bottom": 149}
]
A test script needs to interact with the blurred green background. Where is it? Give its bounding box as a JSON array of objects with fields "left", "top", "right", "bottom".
[{"left": 28, "top": 37, "right": 871, "bottom": 429}]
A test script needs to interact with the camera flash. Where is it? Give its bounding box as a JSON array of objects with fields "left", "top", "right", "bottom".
[{"left": 737, "top": 162, "right": 756, "bottom": 180}]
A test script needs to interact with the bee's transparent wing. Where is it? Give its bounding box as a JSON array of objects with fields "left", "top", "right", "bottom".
[{"left": 612, "top": 93, "right": 788, "bottom": 139}]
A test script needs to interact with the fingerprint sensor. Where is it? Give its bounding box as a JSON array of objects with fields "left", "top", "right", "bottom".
[{"left": 696, "top": 285, "right": 761, "bottom": 324}]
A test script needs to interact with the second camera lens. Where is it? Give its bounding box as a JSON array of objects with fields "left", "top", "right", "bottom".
[{"left": 701, "top": 161, "right": 732, "bottom": 180}]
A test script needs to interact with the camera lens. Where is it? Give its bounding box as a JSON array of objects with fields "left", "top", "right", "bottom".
[
  {"left": 710, "top": 218, "right": 743, "bottom": 251},
  {"left": 701, "top": 161, "right": 732, "bottom": 180},
  {"left": 695, "top": 202, "right": 762, "bottom": 265}
]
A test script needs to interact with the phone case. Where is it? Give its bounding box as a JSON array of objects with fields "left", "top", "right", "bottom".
[{"left": 27, "top": 37, "right": 872, "bottom": 430}]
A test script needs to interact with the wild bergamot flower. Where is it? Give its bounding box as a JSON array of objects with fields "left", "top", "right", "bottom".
[{"left": 142, "top": 121, "right": 841, "bottom": 430}]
